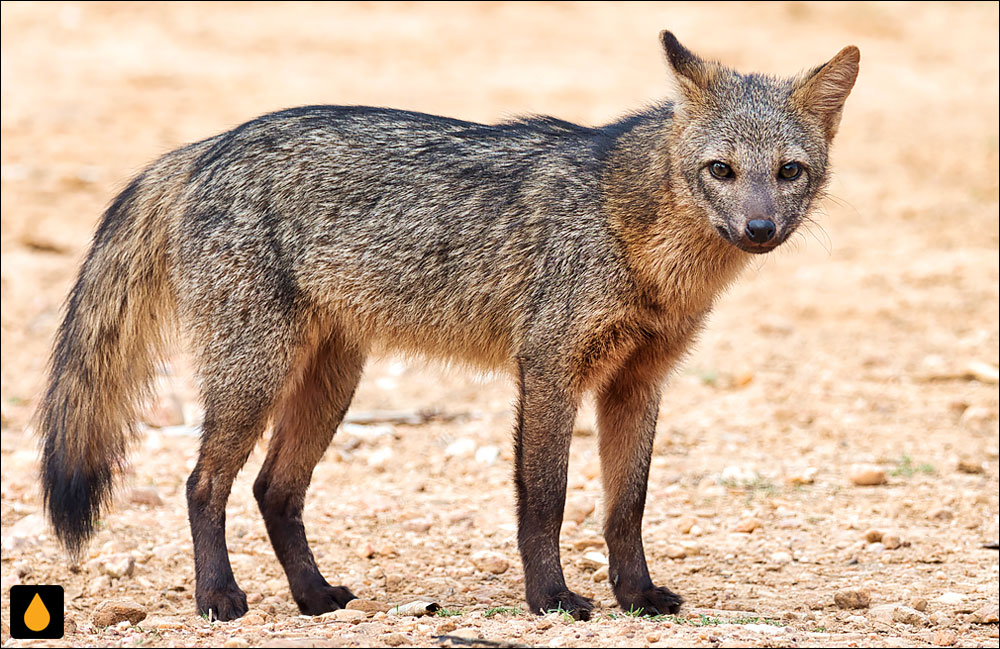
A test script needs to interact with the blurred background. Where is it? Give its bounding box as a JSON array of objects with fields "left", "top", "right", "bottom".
[{"left": 1, "top": 2, "right": 997, "bottom": 646}]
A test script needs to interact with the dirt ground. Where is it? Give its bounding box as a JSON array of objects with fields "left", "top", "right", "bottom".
[{"left": 1, "top": 2, "right": 998, "bottom": 648}]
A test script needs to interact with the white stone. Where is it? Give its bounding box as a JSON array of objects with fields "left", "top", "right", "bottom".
[
  {"left": 444, "top": 438, "right": 476, "bottom": 458},
  {"left": 474, "top": 445, "right": 500, "bottom": 465},
  {"left": 935, "top": 592, "right": 966, "bottom": 605}
]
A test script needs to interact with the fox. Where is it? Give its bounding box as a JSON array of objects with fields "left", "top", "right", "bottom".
[{"left": 35, "top": 31, "right": 859, "bottom": 621}]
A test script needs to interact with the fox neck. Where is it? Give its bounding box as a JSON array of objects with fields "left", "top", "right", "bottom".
[{"left": 602, "top": 107, "right": 751, "bottom": 315}]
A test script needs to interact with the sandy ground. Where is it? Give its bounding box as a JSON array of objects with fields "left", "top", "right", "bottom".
[{"left": 1, "top": 2, "right": 998, "bottom": 647}]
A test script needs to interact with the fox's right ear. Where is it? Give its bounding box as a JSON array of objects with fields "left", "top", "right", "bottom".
[
  {"left": 660, "top": 30, "right": 718, "bottom": 106},
  {"left": 791, "top": 45, "right": 861, "bottom": 141}
]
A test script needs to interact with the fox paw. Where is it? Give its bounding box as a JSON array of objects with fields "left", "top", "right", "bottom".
[
  {"left": 617, "top": 585, "right": 683, "bottom": 616},
  {"left": 295, "top": 585, "right": 357, "bottom": 616},
  {"left": 530, "top": 590, "right": 594, "bottom": 620},
  {"left": 197, "top": 584, "right": 248, "bottom": 621}
]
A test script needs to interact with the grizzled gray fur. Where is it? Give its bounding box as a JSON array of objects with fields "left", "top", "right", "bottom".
[{"left": 36, "top": 31, "right": 859, "bottom": 620}]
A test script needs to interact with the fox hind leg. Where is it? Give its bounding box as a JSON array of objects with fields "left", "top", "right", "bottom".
[
  {"left": 183, "top": 301, "right": 317, "bottom": 620},
  {"left": 253, "top": 330, "right": 365, "bottom": 615},
  {"left": 186, "top": 362, "right": 289, "bottom": 621}
]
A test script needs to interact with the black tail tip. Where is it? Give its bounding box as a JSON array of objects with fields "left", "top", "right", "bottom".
[{"left": 41, "top": 451, "right": 111, "bottom": 559}]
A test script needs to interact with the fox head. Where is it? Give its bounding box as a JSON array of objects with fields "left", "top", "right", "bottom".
[{"left": 661, "top": 31, "right": 859, "bottom": 254}]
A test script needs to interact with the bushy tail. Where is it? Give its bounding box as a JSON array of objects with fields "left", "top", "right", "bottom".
[{"left": 35, "top": 157, "right": 187, "bottom": 558}]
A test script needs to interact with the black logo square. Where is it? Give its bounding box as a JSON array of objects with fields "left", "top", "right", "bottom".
[{"left": 9, "top": 585, "right": 64, "bottom": 639}]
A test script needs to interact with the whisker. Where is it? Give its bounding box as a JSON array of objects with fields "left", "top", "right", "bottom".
[
  {"left": 801, "top": 216, "right": 833, "bottom": 256},
  {"left": 822, "top": 191, "right": 863, "bottom": 220}
]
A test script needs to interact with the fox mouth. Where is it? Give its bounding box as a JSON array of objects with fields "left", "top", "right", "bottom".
[{"left": 714, "top": 224, "right": 787, "bottom": 254}]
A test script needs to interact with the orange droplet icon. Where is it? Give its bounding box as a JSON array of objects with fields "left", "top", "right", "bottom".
[{"left": 24, "top": 592, "right": 51, "bottom": 632}]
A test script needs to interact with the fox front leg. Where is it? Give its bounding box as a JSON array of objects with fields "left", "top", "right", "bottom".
[
  {"left": 596, "top": 360, "right": 682, "bottom": 615},
  {"left": 513, "top": 360, "right": 594, "bottom": 620}
]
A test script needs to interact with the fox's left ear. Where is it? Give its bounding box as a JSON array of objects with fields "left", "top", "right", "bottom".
[{"left": 791, "top": 46, "right": 860, "bottom": 141}]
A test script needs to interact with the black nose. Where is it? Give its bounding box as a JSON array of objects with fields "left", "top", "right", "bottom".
[{"left": 745, "top": 219, "right": 776, "bottom": 244}]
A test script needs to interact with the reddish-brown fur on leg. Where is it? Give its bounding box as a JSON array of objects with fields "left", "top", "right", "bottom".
[
  {"left": 597, "top": 341, "right": 688, "bottom": 615},
  {"left": 253, "top": 329, "right": 365, "bottom": 615}
]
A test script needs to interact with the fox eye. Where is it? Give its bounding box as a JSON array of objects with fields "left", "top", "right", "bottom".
[
  {"left": 709, "top": 161, "right": 733, "bottom": 179},
  {"left": 778, "top": 162, "right": 802, "bottom": 180}
]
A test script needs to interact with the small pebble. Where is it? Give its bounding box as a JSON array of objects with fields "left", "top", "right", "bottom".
[
  {"left": 850, "top": 468, "right": 887, "bottom": 486},
  {"left": 474, "top": 445, "right": 500, "bottom": 466},
  {"left": 930, "top": 508, "right": 954, "bottom": 521},
  {"left": 128, "top": 486, "right": 163, "bottom": 507},
  {"left": 592, "top": 566, "right": 609, "bottom": 582},
  {"left": 960, "top": 406, "right": 995, "bottom": 432},
  {"left": 679, "top": 540, "right": 701, "bottom": 555},
  {"left": 734, "top": 517, "right": 762, "bottom": 533},
  {"left": 935, "top": 592, "right": 966, "bottom": 605},
  {"left": 932, "top": 630, "right": 958, "bottom": 646},
  {"left": 564, "top": 497, "right": 595, "bottom": 524},
  {"left": 957, "top": 459, "right": 985, "bottom": 474},
  {"left": 870, "top": 603, "right": 926, "bottom": 626},
  {"left": 882, "top": 533, "right": 903, "bottom": 550},
  {"left": 2, "top": 513, "right": 47, "bottom": 552},
  {"left": 965, "top": 360, "right": 999, "bottom": 384},
  {"left": 786, "top": 466, "right": 818, "bottom": 485},
  {"left": 573, "top": 538, "right": 605, "bottom": 551},
  {"left": 88, "top": 574, "right": 112, "bottom": 596},
  {"left": 444, "top": 438, "right": 476, "bottom": 458},
  {"left": 770, "top": 550, "right": 792, "bottom": 565},
  {"left": 970, "top": 604, "right": 999, "bottom": 624},
  {"left": 403, "top": 518, "right": 433, "bottom": 533},
  {"left": 347, "top": 599, "right": 391, "bottom": 614},
  {"left": 675, "top": 516, "right": 698, "bottom": 534},
  {"left": 834, "top": 589, "right": 871, "bottom": 609},
  {"left": 99, "top": 554, "right": 136, "bottom": 579},
  {"left": 328, "top": 608, "right": 367, "bottom": 622},
  {"left": 383, "top": 632, "right": 411, "bottom": 646},
  {"left": 581, "top": 550, "right": 609, "bottom": 569},
  {"left": 91, "top": 598, "right": 147, "bottom": 627},
  {"left": 664, "top": 545, "right": 687, "bottom": 560},
  {"left": 910, "top": 598, "right": 928, "bottom": 612},
  {"left": 470, "top": 551, "right": 509, "bottom": 574},
  {"left": 367, "top": 447, "right": 394, "bottom": 470},
  {"left": 863, "top": 529, "right": 883, "bottom": 543}
]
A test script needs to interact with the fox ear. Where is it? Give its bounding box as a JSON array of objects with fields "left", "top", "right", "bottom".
[
  {"left": 660, "top": 30, "right": 718, "bottom": 105},
  {"left": 791, "top": 45, "right": 860, "bottom": 140}
]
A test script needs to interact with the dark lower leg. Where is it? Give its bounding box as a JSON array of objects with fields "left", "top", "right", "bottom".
[
  {"left": 187, "top": 452, "right": 253, "bottom": 621},
  {"left": 514, "top": 364, "right": 592, "bottom": 619},
  {"left": 254, "top": 475, "right": 356, "bottom": 614},
  {"left": 254, "top": 335, "right": 363, "bottom": 614},
  {"left": 598, "top": 376, "right": 681, "bottom": 615}
]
